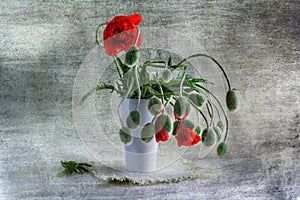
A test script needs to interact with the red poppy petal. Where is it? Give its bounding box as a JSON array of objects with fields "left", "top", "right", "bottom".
[{"left": 129, "top": 13, "right": 142, "bottom": 25}]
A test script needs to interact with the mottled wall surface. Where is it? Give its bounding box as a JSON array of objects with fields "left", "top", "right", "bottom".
[{"left": 0, "top": 0, "right": 299, "bottom": 199}]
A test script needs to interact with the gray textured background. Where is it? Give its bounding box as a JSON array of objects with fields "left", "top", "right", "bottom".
[{"left": 1, "top": 0, "right": 299, "bottom": 199}]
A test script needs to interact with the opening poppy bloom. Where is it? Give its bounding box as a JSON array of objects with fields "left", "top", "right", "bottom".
[
  {"left": 155, "top": 118, "right": 169, "bottom": 142},
  {"left": 175, "top": 121, "right": 201, "bottom": 147},
  {"left": 103, "top": 14, "right": 142, "bottom": 56}
]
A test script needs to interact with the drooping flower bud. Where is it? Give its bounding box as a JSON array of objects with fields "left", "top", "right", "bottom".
[
  {"left": 155, "top": 114, "right": 172, "bottom": 133},
  {"left": 217, "top": 121, "right": 225, "bottom": 132},
  {"left": 119, "top": 127, "right": 132, "bottom": 144},
  {"left": 141, "top": 123, "right": 155, "bottom": 143},
  {"left": 213, "top": 126, "right": 222, "bottom": 141},
  {"left": 162, "top": 69, "right": 172, "bottom": 82},
  {"left": 148, "top": 97, "right": 164, "bottom": 115},
  {"left": 125, "top": 46, "right": 139, "bottom": 66},
  {"left": 174, "top": 96, "right": 190, "bottom": 120},
  {"left": 189, "top": 93, "right": 206, "bottom": 107},
  {"left": 201, "top": 128, "right": 215, "bottom": 146},
  {"left": 126, "top": 110, "right": 140, "bottom": 129},
  {"left": 226, "top": 90, "right": 238, "bottom": 111},
  {"left": 217, "top": 142, "right": 228, "bottom": 158}
]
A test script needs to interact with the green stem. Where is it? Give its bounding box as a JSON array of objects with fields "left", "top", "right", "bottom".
[
  {"left": 113, "top": 57, "right": 123, "bottom": 79},
  {"left": 175, "top": 54, "right": 231, "bottom": 90},
  {"left": 95, "top": 22, "right": 106, "bottom": 46},
  {"left": 189, "top": 100, "right": 209, "bottom": 128},
  {"left": 179, "top": 67, "right": 187, "bottom": 97},
  {"left": 195, "top": 84, "right": 229, "bottom": 142}
]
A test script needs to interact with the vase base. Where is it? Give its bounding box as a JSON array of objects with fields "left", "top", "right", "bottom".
[{"left": 125, "top": 151, "right": 157, "bottom": 172}]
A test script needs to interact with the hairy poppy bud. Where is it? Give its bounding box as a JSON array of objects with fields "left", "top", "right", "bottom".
[
  {"left": 174, "top": 97, "right": 190, "bottom": 120},
  {"left": 182, "top": 119, "right": 194, "bottom": 130},
  {"left": 213, "top": 126, "right": 222, "bottom": 141},
  {"left": 162, "top": 69, "right": 172, "bottom": 82},
  {"left": 217, "top": 142, "right": 228, "bottom": 158},
  {"left": 141, "top": 123, "right": 155, "bottom": 143},
  {"left": 226, "top": 90, "right": 238, "bottom": 111},
  {"left": 126, "top": 110, "right": 140, "bottom": 129},
  {"left": 217, "top": 121, "right": 225, "bottom": 132},
  {"left": 148, "top": 97, "right": 164, "bottom": 115},
  {"left": 202, "top": 128, "right": 215, "bottom": 146},
  {"left": 119, "top": 127, "right": 132, "bottom": 144},
  {"left": 125, "top": 46, "right": 139, "bottom": 66},
  {"left": 189, "top": 93, "right": 206, "bottom": 107},
  {"left": 156, "top": 114, "right": 172, "bottom": 133},
  {"left": 195, "top": 126, "right": 202, "bottom": 135}
]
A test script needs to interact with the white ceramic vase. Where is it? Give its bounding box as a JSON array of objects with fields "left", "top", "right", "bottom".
[{"left": 119, "top": 99, "right": 158, "bottom": 172}]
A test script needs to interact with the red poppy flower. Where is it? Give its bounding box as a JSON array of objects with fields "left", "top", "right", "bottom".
[
  {"left": 175, "top": 122, "right": 201, "bottom": 147},
  {"left": 155, "top": 116, "right": 169, "bottom": 142},
  {"left": 103, "top": 14, "right": 142, "bottom": 56}
]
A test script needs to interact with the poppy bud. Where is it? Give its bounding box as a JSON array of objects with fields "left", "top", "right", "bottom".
[
  {"left": 162, "top": 69, "right": 172, "bottom": 82},
  {"left": 125, "top": 46, "right": 139, "bottom": 66},
  {"left": 148, "top": 97, "right": 164, "bottom": 115},
  {"left": 174, "top": 97, "right": 190, "bottom": 120},
  {"left": 195, "top": 126, "right": 202, "bottom": 135},
  {"left": 182, "top": 119, "right": 194, "bottom": 130},
  {"left": 172, "top": 121, "right": 180, "bottom": 136},
  {"left": 217, "top": 142, "right": 228, "bottom": 158},
  {"left": 226, "top": 90, "right": 238, "bottom": 111},
  {"left": 217, "top": 121, "right": 225, "bottom": 132},
  {"left": 156, "top": 114, "right": 172, "bottom": 133},
  {"left": 189, "top": 93, "right": 206, "bottom": 107},
  {"left": 141, "top": 123, "right": 155, "bottom": 143},
  {"left": 213, "top": 126, "right": 222, "bottom": 141},
  {"left": 126, "top": 110, "right": 140, "bottom": 129},
  {"left": 119, "top": 127, "right": 132, "bottom": 144},
  {"left": 202, "top": 128, "right": 215, "bottom": 146}
]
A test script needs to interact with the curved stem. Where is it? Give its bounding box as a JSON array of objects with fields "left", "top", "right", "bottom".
[
  {"left": 207, "top": 100, "right": 214, "bottom": 126},
  {"left": 195, "top": 84, "right": 229, "bottom": 142},
  {"left": 176, "top": 54, "right": 231, "bottom": 90},
  {"left": 134, "top": 28, "right": 140, "bottom": 46},
  {"left": 118, "top": 78, "right": 134, "bottom": 127},
  {"left": 179, "top": 67, "right": 187, "bottom": 97},
  {"left": 113, "top": 57, "right": 123, "bottom": 79},
  {"left": 95, "top": 22, "right": 106, "bottom": 46},
  {"left": 189, "top": 100, "right": 209, "bottom": 128},
  {"left": 157, "top": 82, "right": 164, "bottom": 105},
  {"left": 134, "top": 66, "right": 141, "bottom": 109}
]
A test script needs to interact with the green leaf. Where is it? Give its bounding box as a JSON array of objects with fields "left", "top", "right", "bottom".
[
  {"left": 55, "top": 161, "right": 92, "bottom": 179},
  {"left": 168, "top": 55, "right": 173, "bottom": 67},
  {"left": 80, "top": 83, "right": 117, "bottom": 105}
]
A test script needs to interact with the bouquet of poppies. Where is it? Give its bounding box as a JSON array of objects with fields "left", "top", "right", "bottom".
[{"left": 82, "top": 13, "right": 238, "bottom": 158}]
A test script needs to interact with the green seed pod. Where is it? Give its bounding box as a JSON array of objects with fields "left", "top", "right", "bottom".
[
  {"left": 195, "top": 126, "right": 202, "bottom": 135},
  {"left": 125, "top": 46, "right": 139, "bottom": 66},
  {"left": 119, "top": 127, "right": 132, "bottom": 145},
  {"left": 213, "top": 126, "right": 222, "bottom": 141},
  {"left": 141, "top": 123, "right": 155, "bottom": 143},
  {"left": 202, "top": 128, "right": 215, "bottom": 146},
  {"left": 217, "top": 142, "right": 228, "bottom": 158},
  {"left": 174, "top": 96, "right": 190, "bottom": 119},
  {"left": 217, "top": 121, "right": 225, "bottom": 132},
  {"left": 148, "top": 97, "right": 163, "bottom": 115},
  {"left": 156, "top": 114, "right": 172, "bottom": 133},
  {"left": 162, "top": 69, "right": 172, "bottom": 82},
  {"left": 226, "top": 90, "right": 238, "bottom": 111},
  {"left": 172, "top": 121, "right": 180, "bottom": 136},
  {"left": 182, "top": 119, "right": 194, "bottom": 129},
  {"left": 126, "top": 110, "right": 140, "bottom": 129},
  {"left": 189, "top": 93, "right": 206, "bottom": 107}
]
